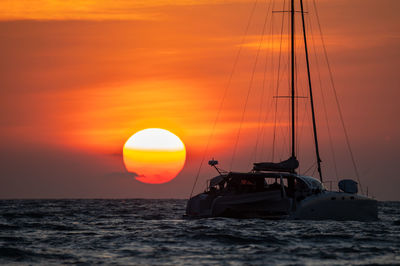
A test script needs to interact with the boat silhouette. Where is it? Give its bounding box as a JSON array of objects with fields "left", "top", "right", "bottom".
[{"left": 186, "top": 0, "right": 378, "bottom": 220}]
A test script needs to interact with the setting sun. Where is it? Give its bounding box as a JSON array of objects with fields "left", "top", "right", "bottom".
[{"left": 123, "top": 128, "right": 186, "bottom": 184}]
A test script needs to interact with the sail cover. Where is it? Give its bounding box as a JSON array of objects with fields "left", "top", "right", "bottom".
[{"left": 253, "top": 157, "right": 299, "bottom": 172}]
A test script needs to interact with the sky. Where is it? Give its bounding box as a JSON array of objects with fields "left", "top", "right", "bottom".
[{"left": 0, "top": 0, "right": 399, "bottom": 200}]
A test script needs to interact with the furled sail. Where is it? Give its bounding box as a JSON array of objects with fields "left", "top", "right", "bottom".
[{"left": 253, "top": 157, "right": 299, "bottom": 173}]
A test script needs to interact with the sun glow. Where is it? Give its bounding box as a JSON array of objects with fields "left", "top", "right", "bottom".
[{"left": 123, "top": 128, "right": 186, "bottom": 184}]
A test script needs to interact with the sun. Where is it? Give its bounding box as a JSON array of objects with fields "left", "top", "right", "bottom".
[{"left": 123, "top": 128, "right": 186, "bottom": 184}]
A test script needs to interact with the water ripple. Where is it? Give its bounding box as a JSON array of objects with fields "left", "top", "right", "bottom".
[{"left": 0, "top": 200, "right": 398, "bottom": 265}]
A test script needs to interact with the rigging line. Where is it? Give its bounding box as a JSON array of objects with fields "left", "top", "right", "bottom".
[
  {"left": 254, "top": 5, "right": 272, "bottom": 160},
  {"left": 312, "top": 0, "right": 363, "bottom": 193},
  {"left": 259, "top": 96, "right": 275, "bottom": 160},
  {"left": 273, "top": 76, "right": 291, "bottom": 160},
  {"left": 303, "top": 161, "right": 317, "bottom": 175},
  {"left": 271, "top": 0, "right": 287, "bottom": 162},
  {"left": 274, "top": 64, "right": 292, "bottom": 160},
  {"left": 230, "top": 0, "right": 271, "bottom": 171},
  {"left": 260, "top": 52, "right": 276, "bottom": 160},
  {"left": 311, "top": 163, "right": 317, "bottom": 176},
  {"left": 189, "top": 0, "right": 259, "bottom": 199},
  {"left": 307, "top": 5, "right": 339, "bottom": 181},
  {"left": 285, "top": 1, "right": 291, "bottom": 158},
  {"left": 294, "top": 30, "right": 299, "bottom": 164},
  {"left": 261, "top": 9, "right": 280, "bottom": 161},
  {"left": 297, "top": 83, "right": 311, "bottom": 173},
  {"left": 298, "top": 29, "right": 311, "bottom": 165},
  {"left": 260, "top": 14, "right": 275, "bottom": 161},
  {"left": 295, "top": 33, "right": 310, "bottom": 162},
  {"left": 254, "top": 0, "right": 276, "bottom": 163},
  {"left": 275, "top": 105, "right": 290, "bottom": 161},
  {"left": 275, "top": 2, "right": 291, "bottom": 161},
  {"left": 300, "top": 0, "right": 322, "bottom": 181},
  {"left": 274, "top": 0, "right": 290, "bottom": 161},
  {"left": 298, "top": 100, "right": 310, "bottom": 165}
]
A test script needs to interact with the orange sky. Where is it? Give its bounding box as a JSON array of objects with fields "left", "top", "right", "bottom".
[{"left": 1, "top": 0, "right": 399, "bottom": 200}]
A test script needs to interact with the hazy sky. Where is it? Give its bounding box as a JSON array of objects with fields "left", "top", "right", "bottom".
[{"left": 1, "top": 0, "right": 399, "bottom": 200}]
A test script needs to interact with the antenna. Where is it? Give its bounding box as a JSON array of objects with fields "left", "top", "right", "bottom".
[{"left": 208, "top": 158, "right": 226, "bottom": 175}]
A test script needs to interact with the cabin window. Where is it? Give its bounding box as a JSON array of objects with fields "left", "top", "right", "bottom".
[
  {"left": 241, "top": 179, "right": 254, "bottom": 185},
  {"left": 295, "top": 179, "right": 308, "bottom": 190}
]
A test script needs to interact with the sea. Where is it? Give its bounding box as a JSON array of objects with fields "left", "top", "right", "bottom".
[{"left": 0, "top": 200, "right": 399, "bottom": 265}]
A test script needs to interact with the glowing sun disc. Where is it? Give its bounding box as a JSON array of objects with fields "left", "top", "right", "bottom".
[{"left": 123, "top": 128, "right": 186, "bottom": 184}]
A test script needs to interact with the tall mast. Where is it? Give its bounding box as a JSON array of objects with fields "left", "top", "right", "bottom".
[
  {"left": 290, "top": 0, "right": 295, "bottom": 159},
  {"left": 300, "top": 0, "right": 323, "bottom": 182}
]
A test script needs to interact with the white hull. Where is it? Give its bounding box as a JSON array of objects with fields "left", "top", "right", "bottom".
[{"left": 290, "top": 191, "right": 378, "bottom": 221}]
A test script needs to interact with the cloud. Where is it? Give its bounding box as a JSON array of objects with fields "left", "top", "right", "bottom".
[
  {"left": 104, "top": 171, "right": 140, "bottom": 179},
  {"left": 0, "top": 0, "right": 248, "bottom": 21}
]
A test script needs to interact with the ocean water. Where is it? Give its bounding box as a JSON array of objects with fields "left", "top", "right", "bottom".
[{"left": 0, "top": 200, "right": 399, "bottom": 265}]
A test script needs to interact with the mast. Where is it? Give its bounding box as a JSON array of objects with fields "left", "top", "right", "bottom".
[
  {"left": 290, "top": 0, "right": 295, "bottom": 159},
  {"left": 299, "top": 0, "right": 323, "bottom": 182}
]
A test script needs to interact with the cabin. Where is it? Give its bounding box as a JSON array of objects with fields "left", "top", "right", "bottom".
[{"left": 206, "top": 172, "right": 324, "bottom": 201}]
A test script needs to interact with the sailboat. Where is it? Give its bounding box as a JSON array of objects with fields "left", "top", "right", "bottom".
[{"left": 186, "top": 0, "right": 378, "bottom": 220}]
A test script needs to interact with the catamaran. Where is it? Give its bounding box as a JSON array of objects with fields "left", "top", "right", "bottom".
[{"left": 186, "top": 0, "right": 378, "bottom": 220}]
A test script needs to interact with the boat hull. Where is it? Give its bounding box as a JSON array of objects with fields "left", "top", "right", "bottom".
[
  {"left": 186, "top": 190, "right": 292, "bottom": 218},
  {"left": 290, "top": 192, "right": 378, "bottom": 221},
  {"left": 186, "top": 191, "right": 378, "bottom": 221},
  {"left": 212, "top": 190, "right": 292, "bottom": 218}
]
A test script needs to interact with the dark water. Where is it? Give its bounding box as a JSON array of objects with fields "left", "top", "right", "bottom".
[{"left": 0, "top": 200, "right": 399, "bottom": 265}]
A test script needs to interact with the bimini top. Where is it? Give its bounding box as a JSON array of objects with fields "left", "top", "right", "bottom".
[{"left": 253, "top": 157, "right": 299, "bottom": 173}]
